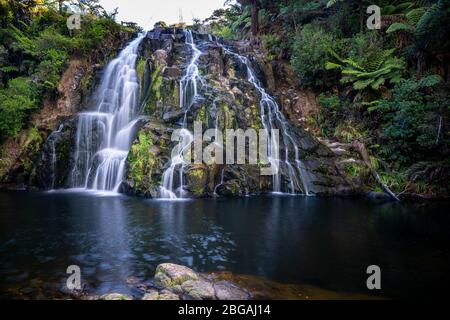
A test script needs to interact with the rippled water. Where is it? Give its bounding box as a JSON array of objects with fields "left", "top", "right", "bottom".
[{"left": 0, "top": 190, "right": 449, "bottom": 299}]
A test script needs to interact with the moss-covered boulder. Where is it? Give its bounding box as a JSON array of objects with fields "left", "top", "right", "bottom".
[{"left": 154, "top": 263, "right": 199, "bottom": 288}]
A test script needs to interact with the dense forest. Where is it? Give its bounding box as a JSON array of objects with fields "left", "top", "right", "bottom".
[{"left": 200, "top": 0, "right": 450, "bottom": 197}]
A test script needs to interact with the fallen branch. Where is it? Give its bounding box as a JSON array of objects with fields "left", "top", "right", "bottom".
[{"left": 351, "top": 140, "right": 400, "bottom": 201}]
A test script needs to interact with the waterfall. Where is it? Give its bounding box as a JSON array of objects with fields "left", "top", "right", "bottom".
[
  {"left": 213, "top": 168, "right": 225, "bottom": 196},
  {"left": 159, "top": 30, "right": 202, "bottom": 199},
  {"left": 69, "top": 34, "right": 145, "bottom": 193},
  {"left": 218, "top": 45, "right": 311, "bottom": 195},
  {"left": 48, "top": 124, "right": 64, "bottom": 189}
]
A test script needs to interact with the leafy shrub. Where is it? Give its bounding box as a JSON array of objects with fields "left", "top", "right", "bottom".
[
  {"left": 317, "top": 93, "right": 340, "bottom": 109},
  {"left": 290, "top": 24, "right": 335, "bottom": 87},
  {"left": 0, "top": 77, "right": 38, "bottom": 139},
  {"left": 261, "top": 33, "right": 289, "bottom": 61},
  {"left": 379, "top": 75, "right": 448, "bottom": 164},
  {"left": 210, "top": 24, "right": 235, "bottom": 39}
]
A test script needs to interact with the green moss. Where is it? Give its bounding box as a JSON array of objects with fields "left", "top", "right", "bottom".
[
  {"left": 20, "top": 127, "right": 43, "bottom": 171},
  {"left": 173, "top": 83, "right": 179, "bottom": 106},
  {"left": 221, "top": 103, "right": 234, "bottom": 129},
  {"left": 344, "top": 162, "right": 365, "bottom": 178},
  {"left": 196, "top": 105, "right": 207, "bottom": 124},
  {"left": 248, "top": 104, "right": 262, "bottom": 131},
  {"left": 187, "top": 166, "right": 207, "bottom": 196},
  {"left": 142, "top": 65, "right": 164, "bottom": 114},
  {"left": 136, "top": 57, "right": 146, "bottom": 85},
  {"left": 127, "top": 130, "right": 158, "bottom": 193}
]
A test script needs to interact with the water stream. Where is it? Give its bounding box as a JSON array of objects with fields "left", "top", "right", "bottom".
[
  {"left": 159, "top": 30, "right": 202, "bottom": 199},
  {"left": 218, "top": 44, "right": 311, "bottom": 195},
  {"left": 69, "top": 34, "right": 145, "bottom": 193}
]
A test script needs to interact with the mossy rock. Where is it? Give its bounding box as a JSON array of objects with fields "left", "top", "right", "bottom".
[
  {"left": 154, "top": 263, "right": 199, "bottom": 288},
  {"left": 185, "top": 164, "right": 208, "bottom": 197}
]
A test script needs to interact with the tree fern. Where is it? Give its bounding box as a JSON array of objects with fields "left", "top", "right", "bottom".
[
  {"left": 415, "top": 0, "right": 445, "bottom": 36},
  {"left": 325, "top": 48, "right": 405, "bottom": 92}
]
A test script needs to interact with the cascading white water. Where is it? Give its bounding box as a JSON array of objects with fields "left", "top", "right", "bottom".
[
  {"left": 70, "top": 34, "right": 145, "bottom": 192},
  {"left": 159, "top": 30, "right": 202, "bottom": 199},
  {"left": 219, "top": 45, "right": 311, "bottom": 195},
  {"left": 213, "top": 168, "right": 225, "bottom": 196},
  {"left": 48, "top": 124, "right": 64, "bottom": 189}
]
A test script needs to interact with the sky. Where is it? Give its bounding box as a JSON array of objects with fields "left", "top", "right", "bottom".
[{"left": 99, "top": 0, "right": 227, "bottom": 30}]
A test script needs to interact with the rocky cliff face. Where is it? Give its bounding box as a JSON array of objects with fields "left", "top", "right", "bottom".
[{"left": 122, "top": 29, "right": 360, "bottom": 198}]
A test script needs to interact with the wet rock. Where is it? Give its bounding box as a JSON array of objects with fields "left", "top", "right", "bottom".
[
  {"left": 30, "top": 117, "right": 78, "bottom": 189},
  {"left": 142, "top": 290, "right": 160, "bottom": 300},
  {"left": 154, "top": 263, "right": 199, "bottom": 288},
  {"left": 163, "top": 109, "right": 185, "bottom": 123},
  {"left": 213, "top": 281, "right": 250, "bottom": 300},
  {"left": 158, "top": 289, "right": 180, "bottom": 300},
  {"left": 154, "top": 49, "right": 168, "bottom": 66},
  {"left": 100, "top": 293, "right": 133, "bottom": 300},
  {"left": 164, "top": 66, "right": 182, "bottom": 78},
  {"left": 181, "top": 280, "right": 215, "bottom": 300}
]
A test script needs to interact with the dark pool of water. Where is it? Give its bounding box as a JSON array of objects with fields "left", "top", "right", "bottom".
[{"left": 0, "top": 190, "right": 449, "bottom": 299}]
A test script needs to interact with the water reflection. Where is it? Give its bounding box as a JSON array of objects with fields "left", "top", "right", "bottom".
[{"left": 0, "top": 191, "right": 449, "bottom": 299}]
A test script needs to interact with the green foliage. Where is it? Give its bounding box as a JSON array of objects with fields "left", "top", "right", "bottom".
[
  {"left": 136, "top": 57, "right": 146, "bottom": 84},
  {"left": 0, "top": 3, "right": 135, "bottom": 141},
  {"left": 204, "top": 3, "right": 245, "bottom": 40},
  {"left": 128, "top": 130, "right": 157, "bottom": 192},
  {"left": 334, "top": 121, "right": 365, "bottom": 143},
  {"left": 290, "top": 24, "right": 336, "bottom": 87},
  {"left": 379, "top": 75, "right": 448, "bottom": 165},
  {"left": 0, "top": 77, "right": 39, "bottom": 140},
  {"left": 260, "top": 34, "right": 285, "bottom": 61},
  {"left": 210, "top": 24, "right": 235, "bottom": 40},
  {"left": 326, "top": 34, "right": 405, "bottom": 92},
  {"left": 317, "top": 93, "right": 340, "bottom": 109}
]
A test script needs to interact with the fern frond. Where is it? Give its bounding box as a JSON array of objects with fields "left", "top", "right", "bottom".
[
  {"left": 415, "top": 0, "right": 444, "bottom": 36},
  {"left": 406, "top": 7, "right": 427, "bottom": 25},
  {"left": 325, "top": 62, "right": 342, "bottom": 70},
  {"left": 386, "top": 22, "right": 415, "bottom": 33}
]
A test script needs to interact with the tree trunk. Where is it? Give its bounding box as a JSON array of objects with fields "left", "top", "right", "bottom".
[
  {"left": 251, "top": 0, "right": 259, "bottom": 37},
  {"left": 359, "top": 1, "right": 364, "bottom": 32}
]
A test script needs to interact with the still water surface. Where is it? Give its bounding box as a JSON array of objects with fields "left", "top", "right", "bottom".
[{"left": 0, "top": 190, "right": 449, "bottom": 299}]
